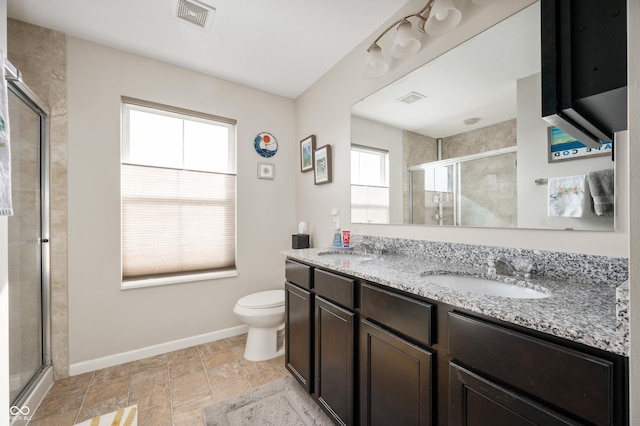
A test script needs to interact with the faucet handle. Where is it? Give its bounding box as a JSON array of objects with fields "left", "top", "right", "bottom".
[{"left": 509, "top": 257, "right": 537, "bottom": 279}]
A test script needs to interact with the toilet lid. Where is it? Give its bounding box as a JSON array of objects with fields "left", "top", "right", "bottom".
[{"left": 237, "top": 289, "right": 285, "bottom": 309}]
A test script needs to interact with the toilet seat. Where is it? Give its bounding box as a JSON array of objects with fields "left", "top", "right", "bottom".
[{"left": 236, "top": 289, "right": 284, "bottom": 309}]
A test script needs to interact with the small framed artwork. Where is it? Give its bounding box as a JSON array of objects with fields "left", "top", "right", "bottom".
[
  {"left": 257, "top": 162, "right": 275, "bottom": 180},
  {"left": 548, "top": 126, "right": 612, "bottom": 163},
  {"left": 314, "top": 145, "right": 332, "bottom": 185},
  {"left": 300, "top": 135, "right": 316, "bottom": 173}
]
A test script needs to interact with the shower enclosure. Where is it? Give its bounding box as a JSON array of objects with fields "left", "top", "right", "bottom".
[
  {"left": 6, "top": 59, "right": 51, "bottom": 413},
  {"left": 408, "top": 147, "right": 517, "bottom": 227}
]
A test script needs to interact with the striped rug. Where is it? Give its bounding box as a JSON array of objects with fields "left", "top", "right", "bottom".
[{"left": 73, "top": 404, "right": 138, "bottom": 426}]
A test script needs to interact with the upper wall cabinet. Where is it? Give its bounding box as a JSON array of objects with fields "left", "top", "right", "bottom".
[{"left": 541, "top": 0, "right": 627, "bottom": 147}]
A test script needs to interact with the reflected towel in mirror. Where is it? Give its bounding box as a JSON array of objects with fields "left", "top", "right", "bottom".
[
  {"left": 587, "top": 168, "right": 614, "bottom": 216},
  {"left": 548, "top": 175, "right": 587, "bottom": 217}
]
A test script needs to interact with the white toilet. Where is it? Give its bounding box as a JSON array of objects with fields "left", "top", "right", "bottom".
[{"left": 233, "top": 289, "right": 285, "bottom": 362}]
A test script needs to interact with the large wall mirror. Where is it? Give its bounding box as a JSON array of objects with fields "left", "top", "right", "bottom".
[{"left": 350, "top": 2, "right": 615, "bottom": 231}]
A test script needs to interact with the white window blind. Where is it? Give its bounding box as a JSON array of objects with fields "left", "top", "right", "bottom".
[{"left": 121, "top": 97, "right": 236, "bottom": 282}]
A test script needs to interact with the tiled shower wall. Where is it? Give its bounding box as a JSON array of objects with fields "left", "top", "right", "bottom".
[{"left": 8, "top": 19, "right": 69, "bottom": 379}]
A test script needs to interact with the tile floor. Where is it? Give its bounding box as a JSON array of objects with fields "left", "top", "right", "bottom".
[{"left": 27, "top": 334, "right": 290, "bottom": 425}]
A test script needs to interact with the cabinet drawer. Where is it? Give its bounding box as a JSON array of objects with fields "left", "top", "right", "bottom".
[
  {"left": 361, "top": 283, "right": 433, "bottom": 346},
  {"left": 448, "top": 312, "right": 614, "bottom": 426},
  {"left": 314, "top": 269, "right": 355, "bottom": 310},
  {"left": 286, "top": 259, "right": 312, "bottom": 289}
]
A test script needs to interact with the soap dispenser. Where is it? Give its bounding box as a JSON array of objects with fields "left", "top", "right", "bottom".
[{"left": 331, "top": 208, "right": 342, "bottom": 247}]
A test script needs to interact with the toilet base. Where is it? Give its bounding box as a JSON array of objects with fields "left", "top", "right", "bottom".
[{"left": 243, "top": 324, "right": 285, "bottom": 362}]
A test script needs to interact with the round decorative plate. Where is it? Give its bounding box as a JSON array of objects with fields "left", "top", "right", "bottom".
[{"left": 254, "top": 132, "right": 278, "bottom": 158}]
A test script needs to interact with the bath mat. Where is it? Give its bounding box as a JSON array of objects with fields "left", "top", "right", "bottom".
[
  {"left": 202, "top": 375, "right": 332, "bottom": 425},
  {"left": 73, "top": 404, "right": 138, "bottom": 426}
]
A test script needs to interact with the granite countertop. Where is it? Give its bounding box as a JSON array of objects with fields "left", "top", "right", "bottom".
[{"left": 283, "top": 248, "right": 629, "bottom": 356}]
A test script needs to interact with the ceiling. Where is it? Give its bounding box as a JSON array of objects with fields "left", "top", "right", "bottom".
[{"left": 7, "top": 0, "right": 411, "bottom": 99}]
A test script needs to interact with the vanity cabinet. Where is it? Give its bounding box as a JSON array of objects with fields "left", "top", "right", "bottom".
[
  {"left": 448, "top": 311, "right": 627, "bottom": 426},
  {"left": 284, "top": 260, "right": 313, "bottom": 392},
  {"left": 449, "top": 363, "right": 578, "bottom": 425},
  {"left": 359, "top": 283, "right": 435, "bottom": 426},
  {"left": 284, "top": 258, "right": 628, "bottom": 425},
  {"left": 314, "top": 269, "right": 357, "bottom": 426}
]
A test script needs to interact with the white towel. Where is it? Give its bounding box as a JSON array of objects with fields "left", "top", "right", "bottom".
[
  {"left": 548, "top": 174, "right": 587, "bottom": 217},
  {"left": 0, "top": 54, "right": 12, "bottom": 216}
]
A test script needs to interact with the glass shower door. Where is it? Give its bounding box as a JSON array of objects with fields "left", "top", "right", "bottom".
[{"left": 8, "top": 85, "right": 49, "bottom": 405}]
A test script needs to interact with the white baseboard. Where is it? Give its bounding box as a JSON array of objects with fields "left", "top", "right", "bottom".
[{"left": 69, "top": 325, "right": 249, "bottom": 376}]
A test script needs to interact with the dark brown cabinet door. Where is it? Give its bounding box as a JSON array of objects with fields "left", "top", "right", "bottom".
[
  {"left": 448, "top": 311, "right": 616, "bottom": 425},
  {"left": 285, "top": 281, "right": 313, "bottom": 392},
  {"left": 360, "top": 319, "right": 433, "bottom": 426},
  {"left": 315, "top": 296, "right": 355, "bottom": 426},
  {"left": 449, "top": 362, "right": 580, "bottom": 426}
]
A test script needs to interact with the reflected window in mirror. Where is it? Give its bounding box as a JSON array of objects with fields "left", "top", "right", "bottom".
[{"left": 351, "top": 145, "right": 389, "bottom": 224}]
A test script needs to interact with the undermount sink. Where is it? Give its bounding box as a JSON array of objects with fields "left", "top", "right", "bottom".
[
  {"left": 317, "top": 251, "right": 376, "bottom": 262},
  {"left": 422, "top": 274, "right": 549, "bottom": 299}
]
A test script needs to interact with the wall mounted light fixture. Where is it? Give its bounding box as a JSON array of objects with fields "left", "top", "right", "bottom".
[{"left": 363, "top": 0, "right": 465, "bottom": 79}]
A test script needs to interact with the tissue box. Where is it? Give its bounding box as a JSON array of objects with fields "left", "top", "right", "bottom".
[{"left": 292, "top": 234, "right": 310, "bottom": 249}]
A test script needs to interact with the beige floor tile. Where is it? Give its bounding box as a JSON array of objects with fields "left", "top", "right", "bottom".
[
  {"left": 269, "top": 354, "right": 285, "bottom": 367},
  {"left": 205, "top": 360, "right": 244, "bottom": 387},
  {"left": 275, "top": 363, "right": 290, "bottom": 376},
  {"left": 130, "top": 365, "right": 169, "bottom": 392},
  {"left": 201, "top": 349, "right": 240, "bottom": 369},
  {"left": 45, "top": 372, "right": 93, "bottom": 398},
  {"left": 31, "top": 388, "right": 86, "bottom": 419},
  {"left": 225, "top": 334, "right": 247, "bottom": 349},
  {"left": 128, "top": 383, "right": 170, "bottom": 411},
  {"left": 229, "top": 346, "right": 245, "bottom": 357},
  {"left": 26, "top": 409, "right": 79, "bottom": 426},
  {"left": 90, "top": 362, "right": 132, "bottom": 386},
  {"left": 137, "top": 401, "right": 173, "bottom": 426},
  {"left": 238, "top": 357, "right": 274, "bottom": 376},
  {"left": 198, "top": 339, "right": 228, "bottom": 355},
  {"left": 83, "top": 376, "right": 129, "bottom": 406},
  {"left": 246, "top": 366, "right": 286, "bottom": 388},
  {"left": 75, "top": 394, "right": 129, "bottom": 424},
  {"left": 211, "top": 376, "right": 251, "bottom": 401},
  {"left": 172, "top": 389, "right": 214, "bottom": 424},
  {"left": 169, "top": 358, "right": 204, "bottom": 379},
  {"left": 27, "top": 334, "right": 294, "bottom": 426},
  {"left": 170, "top": 370, "right": 210, "bottom": 405},
  {"left": 175, "top": 414, "right": 205, "bottom": 426},
  {"left": 167, "top": 346, "right": 200, "bottom": 366},
  {"left": 130, "top": 353, "right": 167, "bottom": 374}
]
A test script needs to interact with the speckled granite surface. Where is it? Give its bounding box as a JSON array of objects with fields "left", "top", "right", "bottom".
[{"left": 283, "top": 237, "right": 629, "bottom": 356}]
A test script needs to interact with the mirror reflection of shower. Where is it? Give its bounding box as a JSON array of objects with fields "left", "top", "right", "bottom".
[{"left": 408, "top": 146, "right": 517, "bottom": 227}]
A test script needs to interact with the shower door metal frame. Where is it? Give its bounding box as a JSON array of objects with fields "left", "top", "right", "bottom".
[{"left": 6, "top": 59, "right": 52, "bottom": 406}]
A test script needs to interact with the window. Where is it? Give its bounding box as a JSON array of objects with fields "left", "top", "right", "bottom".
[
  {"left": 350, "top": 145, "right": 389, "bottom": 224},
  {"left": 121, "top": 97, "right": 236, "bottom": 288}
]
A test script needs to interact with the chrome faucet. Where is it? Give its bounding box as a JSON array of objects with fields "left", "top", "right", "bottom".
[
  {"left": 488, "top": 256, "right": 536, "bottom": 279},
  {"left": 493, "top": 257, "right": 517, "bottom": 276}
]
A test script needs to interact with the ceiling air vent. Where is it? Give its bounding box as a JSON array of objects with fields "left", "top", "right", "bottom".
[
  {"left": 396, "top": 91, "right": 426, "bottom": 104},
  {"left": 173, "top": 0, "right": 216, "bottom": 32}
]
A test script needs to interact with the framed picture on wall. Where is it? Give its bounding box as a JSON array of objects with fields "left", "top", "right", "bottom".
[
  {"left": 314, "top": 145, "right": 332, "bottom": 185},
  {"left": 300, "top": 135, "right": 316, "bottom": 172},
  {"left": 547, "top": 127, "right": 612, "bottom": 162},
  {"left": 257, "top": 162, "right": 275, "bottom": 180}
]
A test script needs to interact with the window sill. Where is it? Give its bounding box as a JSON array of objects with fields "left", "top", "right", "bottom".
[{"left": 121, "top": 269, "right": 238, "bottom": 290}]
